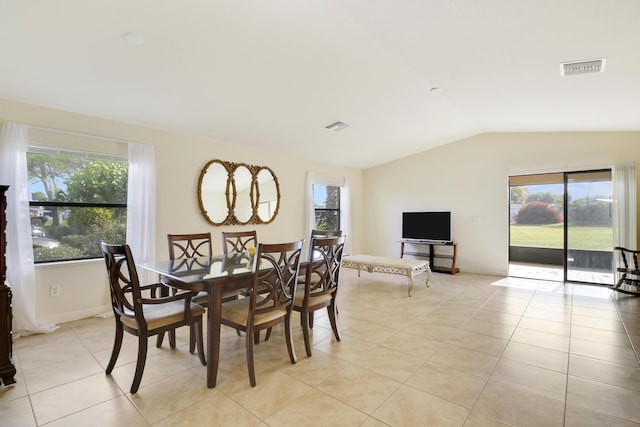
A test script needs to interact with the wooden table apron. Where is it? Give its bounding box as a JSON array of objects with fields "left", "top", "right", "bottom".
[{"left": 160, "top": 272, "right": 252, "bottom": 388}]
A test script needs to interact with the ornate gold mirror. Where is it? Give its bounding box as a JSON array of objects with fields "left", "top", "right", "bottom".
[
  {"left": 232, "top": 164, "right": 253, "bottom": 224},
  {"left": 198, "top": 159, "right": 280, "bottom": 225},
  {"left": 254, "top": 167, "right": 279, "bottom": 224},
  {"left": 198, "top": 159, "right": 231, "bottom": 225}
]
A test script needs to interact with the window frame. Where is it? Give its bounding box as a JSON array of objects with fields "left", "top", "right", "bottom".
[
  {"left": 27, "top": 147, "right": 129, "bottom": 263},
  {"left": 313, "top": 184, "right": 341, "bottom": 231}
]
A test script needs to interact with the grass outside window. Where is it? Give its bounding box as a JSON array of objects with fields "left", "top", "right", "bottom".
[{"left": 510, "top": 224, "right": 613, "bottom": 251}]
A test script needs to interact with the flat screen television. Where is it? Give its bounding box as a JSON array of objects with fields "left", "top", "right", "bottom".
[{"left": 402, "top": 211, "right": 451, "bottom": 243}]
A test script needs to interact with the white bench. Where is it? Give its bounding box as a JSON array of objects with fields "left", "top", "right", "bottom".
[{"left": 342, "top": 255, "right": 431, "bottom": 297}]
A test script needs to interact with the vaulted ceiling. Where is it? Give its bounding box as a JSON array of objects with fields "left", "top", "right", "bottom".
[{"left": 1, "top": 1, "right": 638, "bottom": 169}]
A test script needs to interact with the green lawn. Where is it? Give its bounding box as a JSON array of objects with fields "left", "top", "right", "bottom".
[{"left": 510, "top": 223, "right": 613, "bottom": 251}]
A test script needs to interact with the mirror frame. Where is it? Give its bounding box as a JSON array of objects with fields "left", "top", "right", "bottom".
[
  {"left": 198, "top": 159, "right": 281, "bottom": 226},
  {"left": 254, "top": 166, "right": 280, "bottom": 225}
]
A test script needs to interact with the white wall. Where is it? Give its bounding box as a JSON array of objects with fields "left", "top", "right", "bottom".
[
  {"left": 0, "top": 98, "right": 363, "bottom": 325},
  {"left": 363, "top": 132, "right": 640, "bottom": 276}
]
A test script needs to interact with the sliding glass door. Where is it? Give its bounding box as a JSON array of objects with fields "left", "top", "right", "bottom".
[
  {"left": 509, "top": 173, "right": 564, "bottom": 281},
  {"left": 566, "top": 171, "right": 613, "bottom": 284},
  {"left": 509, "top": 169, "right": 613, "bottom": 285}
]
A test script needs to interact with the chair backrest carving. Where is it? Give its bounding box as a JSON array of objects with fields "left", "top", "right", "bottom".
[
  {"left": 303, "top": 236, "right": 346, "bottom": 302},
  {"left": 222, "top": 230, "right": 257, "bottom": 255},
  {"left": 101, "top": 242, "right": 143, "bottom": 323},
  {"left": 250, "top": 240, "right": 303, "bottom": 317},
  {"left": 168, "top": 232, "right": 212, "bottom": 259}
]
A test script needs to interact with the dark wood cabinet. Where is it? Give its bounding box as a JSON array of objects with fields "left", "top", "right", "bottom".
[{"left": 0, "top": 185, "right": 16, "bottom": 386}]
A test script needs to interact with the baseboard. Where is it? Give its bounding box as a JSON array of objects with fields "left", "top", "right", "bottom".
[{"left": 40, "top": 305, "right": 112, "bottom": 326}]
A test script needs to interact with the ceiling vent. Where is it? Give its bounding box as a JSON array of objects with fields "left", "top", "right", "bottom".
[
  {"left": 560, "top": 58, "right": 606, "bottom": 76},
  {"left": 324, "top": 121, "right": 349, "bottom": 132}
]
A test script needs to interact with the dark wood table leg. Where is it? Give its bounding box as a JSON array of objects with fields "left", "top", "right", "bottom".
[{"left": 206, "top": 286, "right": 223, "bottom": 388}]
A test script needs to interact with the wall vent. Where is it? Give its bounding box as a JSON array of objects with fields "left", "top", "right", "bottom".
[
  {"left": 324, "top": 121, "right": 349, "bottom": 132},
  {"left": 561, "top": 58, "right": 606, "bottom": 76}
]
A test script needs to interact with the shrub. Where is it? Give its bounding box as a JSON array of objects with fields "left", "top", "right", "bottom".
[
  {"left": 515, "top": 201, "right": 563, "bottom": 225},
  {"left": 34, "top": 245, "right": 85, "bottom": 262}
]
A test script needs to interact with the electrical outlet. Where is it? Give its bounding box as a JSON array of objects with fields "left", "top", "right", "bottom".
[{"left": 50, "top": 284, "right": 61, "bottom": 297}]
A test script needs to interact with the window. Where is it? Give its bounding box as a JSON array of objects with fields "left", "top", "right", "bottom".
[
  {"left": 27, "top": 149, "right": 128, "bottom": 263},
  {"left": 313, "top": 184, "right": 340, "bottom": 231}
]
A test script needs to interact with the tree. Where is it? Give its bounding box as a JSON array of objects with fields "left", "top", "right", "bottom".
[
  {"left": 27, "top": 153, "right": 83, "bottom": 225},
  {"left": 63, "top": 160, "right": 129, "bottom": 256},
  {"left": 510, "top": 187, "right": 529, "bottom": 204},
  {"left": 65, "top": 160, "right": 128, "bottom": 203},
  {"left": 27, "top": 154, "right": 82, "bottom": 200}
]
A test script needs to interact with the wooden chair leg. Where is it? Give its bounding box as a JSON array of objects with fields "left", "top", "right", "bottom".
[
  {"left": 308, "top": 312, "right": 314, "bottom": 329},
  {"left": 246, "top": 328, "right": 257, "bottom": 387},
  {"left": 189, "top": 324, "right": 196, "bottom": 354},
  {"left": 106, "top": 321, "right": 123, "bottom": 374},
  {"left": 131, "top": 335, "right": 148, "bottom": 394},
  {"left": 264, "top": 328, "right": 272, "bottom": 342},
  {"left": 195, "top": 319, "right": 206, "bottom": 365},
  {"left": 284, "top": 314, "right": 297, "bottom": 364},
  {"left": 169, "top": 329, "right": 176, "bottom": 349},
  {"left": 300, "top": 309, "right": 312, "bottom": 357},
  {"left": 156, "top": 331, "right": 165, "bottom": 348},
  {"left": 328, "top": 303, "right": 341, "bottom": 342}
]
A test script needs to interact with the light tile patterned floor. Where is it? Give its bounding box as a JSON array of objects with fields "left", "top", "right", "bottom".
[{"left": 2, "top": 269, "right": 640, "bottom": 426}]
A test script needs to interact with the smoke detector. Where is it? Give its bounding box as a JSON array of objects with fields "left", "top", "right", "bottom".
[{"left": 560, "top": 58, "right": 606, "bottom": 76}]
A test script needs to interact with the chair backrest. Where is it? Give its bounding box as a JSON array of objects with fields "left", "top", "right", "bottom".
[
  {"left": 311, "top": 229, "right": 342, "bottom": 238},
  {"left": 249, "top": 240, "right": 304, "bottom": 319},
  {"left": 222, "top": 230, "right": 257, "bottom": 255},
  {"left": 101, "top": 242, "right": 142, "bottom": 322},
  {"left": 168, "top": 232, "right": 212, "bottom": 260},
  {"left": 615, "top": 247, "right": 640, "bottom": 271},
  {"left": 303, "top": 236, "right": 346, "bottom": 301}
]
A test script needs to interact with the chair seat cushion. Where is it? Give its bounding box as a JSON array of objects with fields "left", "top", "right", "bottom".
[
  {"left": 122, "top": 301, "right": 205, "bottom": 331},
  {"left": 221, "top": 297, "right": 287, "bottom": 327},
  {"left": 293, "top": 291, "right": 332, "bottom": 308}
]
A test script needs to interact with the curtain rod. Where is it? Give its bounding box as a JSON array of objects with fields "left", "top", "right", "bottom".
[{"left": 26, "top": 124, "right": 135, "bottom": 145}]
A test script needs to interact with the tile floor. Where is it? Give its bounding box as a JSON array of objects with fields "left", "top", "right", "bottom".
[{"left": 2, "top": 269, "right": 640, "bottom": 426}]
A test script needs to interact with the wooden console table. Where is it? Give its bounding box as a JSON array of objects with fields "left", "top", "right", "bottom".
[{"left": 400, "top": 240, "right": 459, "bottom": 275}]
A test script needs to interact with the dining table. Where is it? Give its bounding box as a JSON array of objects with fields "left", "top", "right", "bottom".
[{"left": 139, "top": 252, "right": 256, "bottom": 388}]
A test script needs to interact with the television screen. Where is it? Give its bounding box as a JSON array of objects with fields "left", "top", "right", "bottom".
[{"left": 402, "top": 212, "right": 451, "bottom": 242}]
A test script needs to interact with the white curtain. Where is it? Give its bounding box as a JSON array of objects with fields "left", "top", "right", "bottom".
[
  {"left": 304, "top": 171, "right": 316, "bottom": 239},
  {"left": 340, "top": 178, "right": 352, "bottom": 255},
  {"left": 304, "top": 170, "right": 352, "bottom": 255},
  {"left": 612, "top": 162, "right": 637, "bottom": 249},
  {"left": 0, "top": 122, "right": 56, "bottom": 336},
  {"left": 126, "top": 143, "right": 156, "bottom": 284}
]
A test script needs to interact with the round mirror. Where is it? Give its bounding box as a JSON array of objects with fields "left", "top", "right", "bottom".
[
  {"left": 198, "top": 160, "right": 231, "bottom": 225},
  {"left": 231, "top": 164, "right": 254, "bottom": 224},
  {"left": 255, "top": 167, "right": 280, "bottom": 223}
]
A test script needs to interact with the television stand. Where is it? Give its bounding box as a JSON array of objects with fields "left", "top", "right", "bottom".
[{"left": 400, "top": 240, "right": 459, "bottom": 275}]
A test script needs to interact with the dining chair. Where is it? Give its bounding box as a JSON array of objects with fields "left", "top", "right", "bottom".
[
  {"left": 612, "top": 246, "right": 640, "bottom": 295},
  {"left": 157, "top": 233, "right": 214, "bottom": 354},
  {"left": 100, "top": 242, "right": 206, "bottom": 394},
  {"left": 221, "top": 230, "right": 258, "bottom": 255},
  {"left": 219, "top": 239, "right": 303, "bottom": 386},
  {"left": 221, "top": 230, "right": 262, "bottom": 340},
  {"left": 294, "top": 235, "right": 346, "bottom": 357}
]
